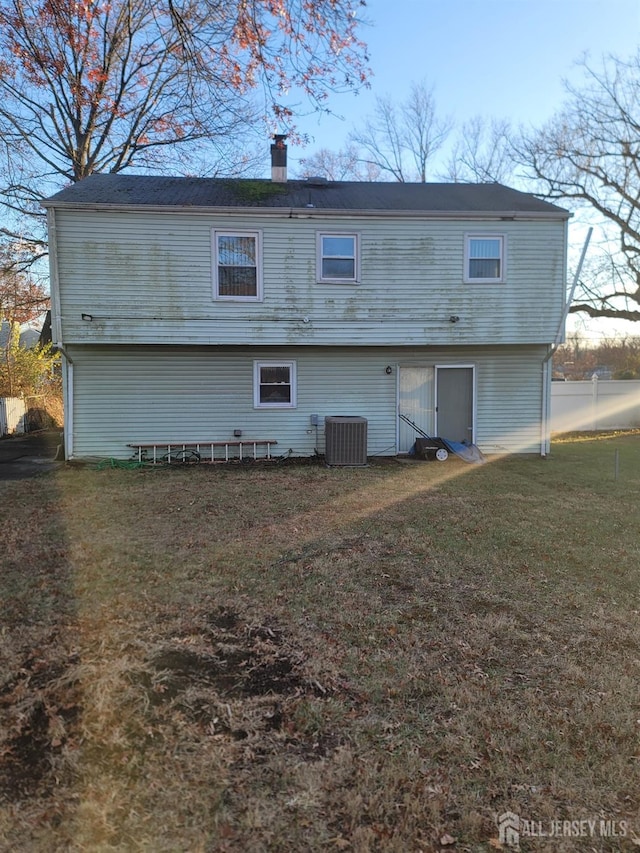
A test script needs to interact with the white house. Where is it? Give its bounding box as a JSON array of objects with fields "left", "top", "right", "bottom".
[{"left": 43, "top": 141, "right": 570, "bottom": 461}]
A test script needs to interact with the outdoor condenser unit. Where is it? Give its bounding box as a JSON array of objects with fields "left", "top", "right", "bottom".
[{"left": 324, "top": 416, "right": 368, "bottom": 466}]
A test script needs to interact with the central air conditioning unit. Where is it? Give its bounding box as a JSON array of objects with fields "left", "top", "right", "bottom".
[{"left": 325, "top": 416, "right": 368, "bottom": 466}]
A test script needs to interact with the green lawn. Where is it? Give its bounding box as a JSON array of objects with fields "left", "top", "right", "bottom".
[{"left": 1, "top": 432, "right": 640, "bottom": 851}]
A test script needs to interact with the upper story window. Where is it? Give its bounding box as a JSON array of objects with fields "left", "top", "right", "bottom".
[
  {"left": 317, "top": 233, "right": 359, "bottom": 283},
  {"left": 213, "top": 230, "right": 262, "bottom": 300},
  {"left": 254, "top": 361, "right": 297, "bottom": 408},
  {"left": 465, "top": 234, "right": 505, "bottom": 283}
]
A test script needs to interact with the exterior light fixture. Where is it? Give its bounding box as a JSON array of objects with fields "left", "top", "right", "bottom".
[
  {"left": 449, "top": 315, "right": 460, "bottom": 323},
  {"left": 81, "top": 313, "right": 93, "bottom": 321},
  {"left": 385, "top": 365, "right": 393, "bottom": 375}
]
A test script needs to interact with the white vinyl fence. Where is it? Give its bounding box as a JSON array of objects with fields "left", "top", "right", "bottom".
[
  {"left": 551, "top": 378, "right": 640, "bottom": 433},
  {"left": 0, "top": 397, "right": 26, "bottom": 436}
]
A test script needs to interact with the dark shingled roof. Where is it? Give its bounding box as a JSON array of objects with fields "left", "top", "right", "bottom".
[{"left": 43, "top": 173, "right": 569, "bottom": 216}]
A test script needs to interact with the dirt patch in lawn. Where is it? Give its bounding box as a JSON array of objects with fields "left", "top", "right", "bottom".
[
  {"left": 0, "top": 601, "right": 357, "bottom": 850},
  {"left": 0, "top": 640, "right": 82, "bottom": 803}
]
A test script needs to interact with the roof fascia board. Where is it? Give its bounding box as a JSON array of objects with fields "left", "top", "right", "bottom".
[{"left": 41, "top": 201, "right": 571, "bottom": 220}]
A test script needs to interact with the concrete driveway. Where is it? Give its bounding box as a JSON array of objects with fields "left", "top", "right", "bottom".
[{"left": 0, "top": 430, "right": 63, "bottom": 481}]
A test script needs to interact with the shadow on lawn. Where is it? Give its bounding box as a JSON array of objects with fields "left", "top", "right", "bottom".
[{"left": 0, "top": 474, "right": 82, "bottom": 811}]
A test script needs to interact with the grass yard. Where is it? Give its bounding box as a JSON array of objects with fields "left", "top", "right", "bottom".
[{"left": 1, "top": 432, "right": 640, "bottom": 852}]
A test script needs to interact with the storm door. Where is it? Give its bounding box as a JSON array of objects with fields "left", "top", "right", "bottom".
[
  {"left": 398, "top": 366, "right": 435, "bottom": 453},
  {"left": 435, "top": 366, "right": 475, "bottom": 444}
]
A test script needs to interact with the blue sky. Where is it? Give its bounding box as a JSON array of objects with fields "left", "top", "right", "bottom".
[
  {"left": 288, "top": 0, "right": 640, "bottom": 340},
  {"left": 292, "top": 0, "right": 640, "bottom": 159}
]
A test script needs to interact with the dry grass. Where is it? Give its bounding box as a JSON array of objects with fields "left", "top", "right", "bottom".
[{"left": 1, "top": 433, "right": 640, "bottom": 851}]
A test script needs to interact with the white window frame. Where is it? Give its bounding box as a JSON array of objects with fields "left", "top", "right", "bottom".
[
  {"left": 317, "top": 232, "right": 360, "bottom": 283},
  {"left": 253, "top": 360, "right": 297, "bottom": 409},
  {"left": 464, "top": 234, "right": 506, "bottom": 283},
  {"left": 213, "top": 230, "right": 263, "bottom": 301}
]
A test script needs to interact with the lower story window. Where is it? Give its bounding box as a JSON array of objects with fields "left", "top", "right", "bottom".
[{"left": 254, "top": 361, "right": 297, "bottom": 408}]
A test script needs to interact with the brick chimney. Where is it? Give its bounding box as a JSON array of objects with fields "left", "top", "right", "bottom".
[{"left": 271, "top": 134, "right": 287, "bottom": 182}]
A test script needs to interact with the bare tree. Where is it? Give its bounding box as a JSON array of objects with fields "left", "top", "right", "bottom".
[
  {"left": 297, "top": 144, "right": 380, "bottom": 180},
  {"left": 554, "top": 334, "right": 640, "bottom": 379},
  {"left": 443, "top": 117, "right": 515, "bottom": 184},
  {"left": 0, "top": 255, "right": 48, "bottom": 325},
  {"left": 0, "top": 0, "right": 371, "bottom": 266},
  {"left": 0, "top": 257, "right": 49, "bottom": 396},
  {"left": 348, "top": 80, "right": 452, "bottom": 182},
  {"left": 517, "top": 51, "right": 640, "bottom": 322}
]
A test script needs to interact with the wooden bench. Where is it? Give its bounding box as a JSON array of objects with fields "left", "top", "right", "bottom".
[{"left": 127, "top": 440, "right": 278, "bottom": 464}]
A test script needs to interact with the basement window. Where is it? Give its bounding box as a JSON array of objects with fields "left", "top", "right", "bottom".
[
  {"left": 464, "top": 234, "right": 505, "bottom": 283},
  {"left": 214, "top": 231, "right": 262, "bottom": 300},
  {"left": 254, "top": 361, "right": 297, "bottom": 408}
]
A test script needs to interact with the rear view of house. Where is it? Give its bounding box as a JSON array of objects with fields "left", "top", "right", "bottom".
[{"left": 44, "top": 141, "right": 570, "bottom": 461}]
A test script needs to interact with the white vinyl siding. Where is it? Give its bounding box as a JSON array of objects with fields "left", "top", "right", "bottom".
[
  {"left": 53, "top": 210, "right": 566, "bottom": 347},
  {"left": 66, "top": 344, "right": 547, "bottom": 459}
]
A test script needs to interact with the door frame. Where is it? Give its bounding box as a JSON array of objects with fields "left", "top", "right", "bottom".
[
  {"left": 434, "top": 363, "right": 476, "bottom": 444},
  {"left": 396, "top": 362, "right": 477, "bottom": 452}
]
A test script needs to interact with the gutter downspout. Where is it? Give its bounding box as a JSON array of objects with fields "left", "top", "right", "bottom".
[
  {"left": 60, "top": 355, "right": 73, "bottom": 460},
  {"left": 541, "top": 226, "right": 593, "bottom": 455}
]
